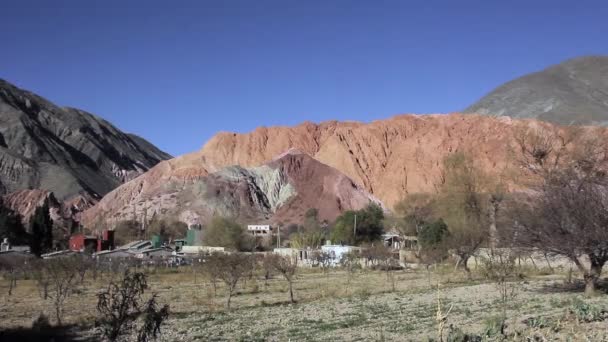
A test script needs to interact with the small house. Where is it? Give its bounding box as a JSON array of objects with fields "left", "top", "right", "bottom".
[
  {"left": 382, "top": 233, "right": 402, "bottom": 249},
  {"left": 321, "top": 245, "right": 362, "bottom": 266},
  {"left": 247, "top": 225, "right": 272, "bottom": 237},
  {"left": 274, "top": 247, "right": 314, "bottom": 266}
]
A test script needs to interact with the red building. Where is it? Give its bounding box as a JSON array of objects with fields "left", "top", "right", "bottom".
[{"left": 69, "top": 230, "right": 115, "bottom": 252}]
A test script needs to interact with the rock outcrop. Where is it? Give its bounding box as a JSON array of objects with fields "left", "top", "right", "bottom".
[
  {"left": 83, "top": 113, "right": 602, "bottom": 229},
  {"left": 143, "top": 114, "right": 565, "bottom": 208},
  {"left": 1, "top": 189, "right": 90, "bottom": 237},
  {"left": 82, "top": 150, "right": 383, "bottom": 227},
  {"left": 464, "top": 56, "right": 608, "bottom": 125},
  {"left": 0, "top": 79, "right": 172, "bottom": 202}
]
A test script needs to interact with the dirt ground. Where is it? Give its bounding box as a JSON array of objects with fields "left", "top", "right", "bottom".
[{"left": 2, "top": 265, "right": 608, "bottom": 341}]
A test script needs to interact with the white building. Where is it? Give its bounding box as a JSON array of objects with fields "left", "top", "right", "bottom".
[
  {"left": 180, "top": 246, "right": 226, "bottom": 255},
  {"left": 321, "top": 245, "right": 362, "bottom": 266},
  {"left": 247, "top": 225, "right": 273, "bottom": 236}
]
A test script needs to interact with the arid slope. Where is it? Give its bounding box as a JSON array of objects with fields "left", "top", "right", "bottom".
[
  {"left": 82, "top": 150, "right": 382, "bottom": 226},
  {"left": 81, "top": 113, "right": 603, "bottom": 228}
]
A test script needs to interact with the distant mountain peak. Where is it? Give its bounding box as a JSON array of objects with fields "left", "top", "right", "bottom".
[
  {"left": 464, "top": 55, "right": 608, "bottom": 125},
  {"left": 0, "top": 78, "right": 171, "bottom": 201}
]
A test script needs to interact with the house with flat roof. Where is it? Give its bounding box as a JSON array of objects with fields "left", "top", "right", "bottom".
[
  {"left": 247, "top": 225, "right": 272, "bottom": 236},
  {"left": 321, "top": 245, "right": 362, "bottom": 266}
]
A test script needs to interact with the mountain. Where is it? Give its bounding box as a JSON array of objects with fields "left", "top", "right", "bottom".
[
  {"left": 82, "top": 150, "right": 384, "bottom": 227},
  {"left": 0, "top": 79, "right": 171, "bottom": 202},
  {"left": 160, "top": 114, "right": 528, "bottom": 208},
  {"left": 83, "top": 113, "right": 600, "bottom": 228},
  {"left": 464, "top": 56, "right": 608, "bottom": 125}
]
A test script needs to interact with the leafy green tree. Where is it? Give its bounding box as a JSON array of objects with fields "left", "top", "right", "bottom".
[
  {"left": 203, "top": 216, "right": 253, "bottom": 251},
  {"left": 0, "top": 201, "right": 28, "bottom": 245},
  {"left": 331, "top": 203, "right": 384, "bottom": 245},
  {"left": 30, "top": 200, "right": 53, "bottom": 256},
  {"left": 148, "top": 218, "right": 188, "bottom": 242},
  {"left": 418, "top": 219, "right": 449, "bottom": 248},
  {"left": 303, "top": 208, "right": 321, "bottom": 231},
  {"left": 436, "top": 152, "right": 489, "bottom": 276}
]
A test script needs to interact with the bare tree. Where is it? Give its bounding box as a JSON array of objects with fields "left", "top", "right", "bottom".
[
  {"left": 479, "top": 250, "right": 520, "bottom": 318},
  {"left": 312, "top": 250, "right": 332, "bottom": 276},
  {"left": 364, "top": 244, "right": 398, "bottom": 290},
  {"left": 30, "top": 259, "right": 50, "bottom": 300},
  {"left": 97, "top": 271, "right": 148, "bottom": 341},
  {"left": 340, "top": 251, "right": 361, "bottom": 291},
  {"left": 74, "top": 255, "right": 93, "bottom": 284},
  {"left": 511, "top": 128, "right": 608, "bottom": 295},
  {"left": 201, "top": 254, "right": 221, "bottom": 296},
  {"left": 0, "top": 256, "right": 26, "bottom": 296},
  {"left": 269, "top": 254, "right": 298, "bottom": 303},
  {"left": 394, "top": 193, "right": 435, "bottom": 237},
  {"left": 260, "top": 254, "right": 276, "bottom": 291},
  {"left": 44, "top": 257, "right": 80, "bottom": 325},
  {"left": 206, "top": 253, "right": 253, "bottom": 309},
  {"left": 137, "top": 294, "right": 170, "bottom": 342},
  {"left": 97, "top": 270, "right": 168, "bottom": 341}
]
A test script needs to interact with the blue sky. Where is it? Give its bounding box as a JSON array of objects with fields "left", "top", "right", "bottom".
[{"left": 2, "top": 0, "right": 608, "bottom": 156}]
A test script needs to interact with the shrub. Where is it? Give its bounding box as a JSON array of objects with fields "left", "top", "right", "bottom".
[
  {"left": 31, "top": 313, "right": 51, "bottom": 331},
  {"left": 483, "top": 315, "right": 506, "bottom": 338},
  {"left": 523, "top": 316, "right": 549, "bottom": 329},
  {"left": 568, "top": 298, "right": 608, "bottom": 323},
  {"left": 96, "top": 270, "right": 169, "bottom": 341},
  {"left": 446, "top": 325, "right": 482, "bottom": 342}
]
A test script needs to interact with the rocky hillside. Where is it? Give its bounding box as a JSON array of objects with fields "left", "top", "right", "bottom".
[
  {"left": 464, "top": 56, "right": 608, "bottom": 125},
  {"left": 154, "top": 114, "right": 555, "bottom": 208},
  {"left": 82, "top": 150, "right": 383, "bottom": 227},
  {"left": 0, "top": 79, "right": 171, "bottom": 202},
  {"left": 83, "top": 113, "right": 602, "bottom": 229}
]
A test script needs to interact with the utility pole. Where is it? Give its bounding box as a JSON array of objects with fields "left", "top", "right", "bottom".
[
  {"left": 353, "top": 214, "right": 357, "bottom": 241},
  {"left": 277, "top": 225, "right": 281, "bottom": 248}
]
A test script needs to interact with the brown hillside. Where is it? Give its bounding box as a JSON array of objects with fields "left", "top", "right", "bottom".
[
  {"left": 83, "top": 113, "right": 603, "bottom": 228},
  {"left": 81, "top": 150, "right": 382, "bottom": 227}
]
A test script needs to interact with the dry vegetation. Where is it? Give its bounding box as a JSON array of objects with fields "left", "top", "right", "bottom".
[{"left": 2, "top": 261, "right": 608, "bottom": 341}]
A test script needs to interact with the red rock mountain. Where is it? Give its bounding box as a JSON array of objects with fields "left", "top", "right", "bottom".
[
  {"left": 83, "top": 113, "right": 601, "bottom": 228},
  {"left": 82, "top": 150, "right": 383, "bottom": 227}
]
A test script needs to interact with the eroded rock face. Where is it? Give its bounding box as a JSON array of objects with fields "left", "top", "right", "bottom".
[
  {"left": 82, "top": 150, "right": 383, "bottom": 227},
  {"left": 83, "top": 113, "right": 607, "bottom": 228},
  {"left": 158, "top": 114, "right": 564, "bottom": 207},
  {"left": 1, "top": 189, "right": 94, "bottom": 233},
  {"left": 0, "top": 79, "right": 172, "bottom": 201}
]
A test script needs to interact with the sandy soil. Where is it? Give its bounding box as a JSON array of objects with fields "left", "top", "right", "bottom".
[{"left": 1, "top": 267, "right": 607, "bottom": 341}]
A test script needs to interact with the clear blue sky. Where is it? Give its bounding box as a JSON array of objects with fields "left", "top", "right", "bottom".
[{"left": 3, "top": 0, "right": 608, "bottom": 156}]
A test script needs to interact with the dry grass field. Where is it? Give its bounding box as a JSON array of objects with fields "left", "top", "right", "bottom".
[{"left": 2, "top": 265, "right": 608, "bottom": 341}]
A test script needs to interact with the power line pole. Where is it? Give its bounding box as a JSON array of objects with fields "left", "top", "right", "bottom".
[
  {"left": 353, "top": 214, "right": 357, "bottom": 241},
  {"left": 277, "top": 225, "right": 281, "bottom": 249}
]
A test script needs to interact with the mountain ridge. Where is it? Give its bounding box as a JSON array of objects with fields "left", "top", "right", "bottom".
[
  {"left": 0, "top": 78, "right": 171, "bottom": 202},
  {"left": 81, "top": 113, "right": 604, "bottom": 230},
  {"left": 464, "top": 55, "right": 608, "bottom": 125}
]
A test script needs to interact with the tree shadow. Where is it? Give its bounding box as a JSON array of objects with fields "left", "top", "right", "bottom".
[
  {"left": 533, "top": 279, "right": 608, "bottom": 294},
  {"left": 0, "top": 324, "right": 96, "bottom": 342}
]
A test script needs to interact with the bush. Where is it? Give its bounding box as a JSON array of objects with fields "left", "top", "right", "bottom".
[
  {"left": 568, "top": 298, "right": 608, "bottom": 323},
  {"left": 31, "top": 313, "right": 51, "bottom": 331},
  {"left": 96, "top": 270, "right": 170, "bottom": 341},
  {"left": 483, "top": 315, "right": 506, "bottom": 338},
  {"left": 523, "top": 316, "right": 549, "bottom": 329},
  {"left": 446, "top": 325, "right": 482, "bottom": 342},
  {"left": 418, "top": 219, "right": 449, "bottom": 248}
]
